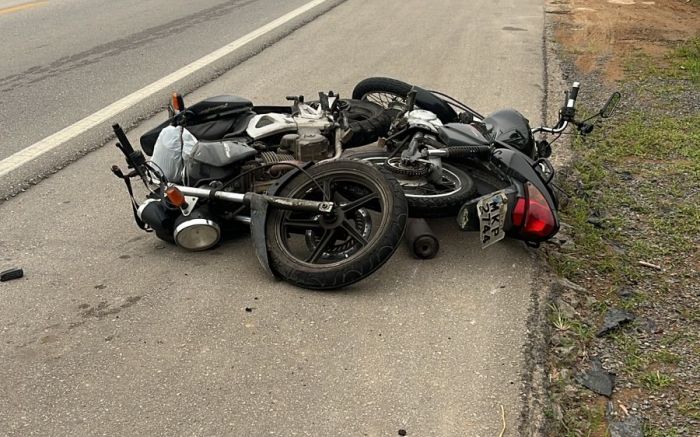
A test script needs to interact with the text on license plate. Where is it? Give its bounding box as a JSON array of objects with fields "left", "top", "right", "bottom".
[{"left": 476, "top": 190, "right": 508, "bottom": 249}]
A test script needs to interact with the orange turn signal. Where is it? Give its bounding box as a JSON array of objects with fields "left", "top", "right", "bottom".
[
  {"left": 171, "top": 93, "right": 183, "bottom": 112},
  {"left": 165, "top": 187, "right": 187, "bottom": 208}
]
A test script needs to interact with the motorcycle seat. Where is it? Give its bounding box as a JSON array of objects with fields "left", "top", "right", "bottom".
[
  {"left": 190, "top": 140, "right": 257, "bottom": 167},
  {"left": 187, "top": 95, "right": 253, "bottom": 117}
]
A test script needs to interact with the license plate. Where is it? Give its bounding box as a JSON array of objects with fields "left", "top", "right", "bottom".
[{"left": 476, "top": 190, "right": 508, "bottom": 249}]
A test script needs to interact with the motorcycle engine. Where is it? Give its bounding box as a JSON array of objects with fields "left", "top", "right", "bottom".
[{"left": 279, "top": 133, "right": 330, "bottom": 162}]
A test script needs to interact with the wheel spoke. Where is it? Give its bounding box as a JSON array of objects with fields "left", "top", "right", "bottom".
[
  {"left": 283, "top": 217, "right": 322, "bottom": 230},
  {"left": 341, "top": 220, "right": 368, "bottom": 247},
  {"left": 321, "top": 178, "right": 333, "bottom": 201},
  {"left": 305, "top": 229, "right": 337, "bottom": 263},
  {"left": 340, "top": 192, "right": 380, "bottom": 213}
]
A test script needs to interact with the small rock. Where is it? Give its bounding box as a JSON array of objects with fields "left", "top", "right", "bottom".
[
  {"left": 561, "top": 240, "right": 577, "bottom": 252},
  {"left": 245, "top": 307, "right": 254, "bottom": 313},
  {"left": 636, "top": 317, "right": 660, "bottom": 334},
  {"left": 617, "top": 171, "right": 634, "bottom": 181},
  {"left": 576, "top": 359, "right": 616, "bottom": 397},
  {"left": 398, "top": 430, "right": 407, "bottom": 436},
  {"left": 608, "top": 416, "right": 644, "bottom": 437},
  {"left": 558, "top": 278, "right": 587, "bottom": 293},
  {"left": 597, "top": 309, "right": 635, "bottom": 337},
  {"left": 587, "top": 216, "right": 606, "bottom": 229},
  {"left": 618, "top": 286, "right": 635, "bottom": 298},
  {"left": 555, "top": 297, "right": 578, "bottom": 319}
]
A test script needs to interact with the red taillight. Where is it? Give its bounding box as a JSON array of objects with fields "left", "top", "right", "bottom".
[
  {"left": 512, "top": 198, "right": 526, "bottom": 227},
  {"left": 513, "top": 183, "right": 557, "bottom": 240}
]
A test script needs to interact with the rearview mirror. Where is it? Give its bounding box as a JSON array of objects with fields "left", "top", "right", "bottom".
[{"left": 600, "top": 92, "right": 621, "bottom": 118}]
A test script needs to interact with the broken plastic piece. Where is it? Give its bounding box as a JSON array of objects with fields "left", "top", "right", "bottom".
[{"left": 1, "top": 268, "right": 24, "bottom": 282}]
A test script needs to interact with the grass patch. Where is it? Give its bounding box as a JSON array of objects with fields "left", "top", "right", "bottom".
[
  {"left": 641, "top": 370, "right": 674, "bottom": 391},
  {"left": 671, "top": 37, "right": 700, "bottom": 84},
  {"left": 679, "top": 399, "right": 700, "bottom": 420},
  {"left": 651, "top": 350, "right": 682, "bottom": 366}
]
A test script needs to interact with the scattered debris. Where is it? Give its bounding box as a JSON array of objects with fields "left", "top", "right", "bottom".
[
  {"left": 0, "top": 267, "right": 23, "bottom": 282},
  {"left": 557, "top": 277, "right": 587, "bottom": 293},
  {"left": 597, "top": 309, "right": 635, "bottom": 337},
  {"left": 608, "top": 416, "right": 644, "bottom": 437},
  {"left": 638, "top": 261, "right": 662, "bottom": 271},
  {"left": 618, "top": 286, "right": 635, "bottom": 298},
  {"left": 498, "top": 404, "right": 506, "bottom": 437},
  {"left": 554, "top": 296, "right": 578, "bottom": 319},
  {"left": 587, "top": 216, "right": 606, "bottom": 228},
  {"left": 576, "top": 359, "right": 616, "bottom": 397},
  {"left": 635, "top": 317, "right": 660, "bottom": 334}
]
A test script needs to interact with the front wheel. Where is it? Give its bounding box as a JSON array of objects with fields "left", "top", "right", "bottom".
[
  {"left": 348, "top": 150, "right": 477, "bottom": 218},
  {"left": 265, "top": 160, "right": 407, "bottom": 290}
]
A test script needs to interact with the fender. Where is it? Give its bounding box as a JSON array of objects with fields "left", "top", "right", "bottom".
[{"left": 248, "top": 162, "right": 315, "bottom": 277}]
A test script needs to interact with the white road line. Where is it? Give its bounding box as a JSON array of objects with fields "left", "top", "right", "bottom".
[{"left": 0, "top": 0, "right": 330, "bottom": 178}]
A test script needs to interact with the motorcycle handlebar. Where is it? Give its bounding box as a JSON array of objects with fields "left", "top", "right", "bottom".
[
  {"left": 113, "top": 124, "right": 134, "bottom": 155},
  {"left": 566, "top": 82, "right": 580, "bottom": 109},
  {"left": 427, "top": 145, "right": 492, "bottom": 160}
]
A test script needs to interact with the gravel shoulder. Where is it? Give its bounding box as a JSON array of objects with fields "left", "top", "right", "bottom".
[{"left": 541, "top": 0, "right": 699, "bottom": 435}]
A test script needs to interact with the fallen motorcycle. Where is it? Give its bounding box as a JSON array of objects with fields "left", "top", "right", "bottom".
[
  {"left": 110, "top": 119, "right": 407, "bottom": 290},
  {"left": 347, "top": 77, "right": 620, "bottom": 248},
  {"left": 139, "top": 91, "right": 382, "bottom": 163}
]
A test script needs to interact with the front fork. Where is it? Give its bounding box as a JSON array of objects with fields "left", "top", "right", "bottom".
[{"left": 400, "top": 133, "right": 444, "bottom": 184}]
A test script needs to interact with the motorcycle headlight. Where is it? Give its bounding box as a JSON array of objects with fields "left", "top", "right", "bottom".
[{"left": 173, "top": 217, "right": 221, "bottom": 251}]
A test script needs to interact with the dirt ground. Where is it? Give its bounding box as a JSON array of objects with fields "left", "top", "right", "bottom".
[
  {"left": 550, "top": 0, "right": 700, "bottom": 81},
  {"left": 543, "top": 0, "right": 699, "bottom": 435}
]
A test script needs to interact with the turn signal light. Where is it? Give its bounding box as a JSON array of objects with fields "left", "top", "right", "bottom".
[
  {"left": 171, "top": 93, "right": 184, "bottom": 112},
  {"left": 165, "top": 186, "right": 187, "bottom": 208}
]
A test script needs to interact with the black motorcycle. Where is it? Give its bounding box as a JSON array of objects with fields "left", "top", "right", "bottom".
[
  {"left": 110, "top": 118, "right": 407, "bottom": 290},
  {"left": 347, "top": 77, "right": 620, "bottom": 248}
]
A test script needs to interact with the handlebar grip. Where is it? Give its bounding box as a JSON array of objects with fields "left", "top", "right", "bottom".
[
  {"left": 446, "top": 145, "right": 492, "bottom": 159},
  {"left": 567, "top": 82, "right": 580, "bottom": 108},
  {"left": 112, "top": 124, "right": 134, "bottom": 155}
]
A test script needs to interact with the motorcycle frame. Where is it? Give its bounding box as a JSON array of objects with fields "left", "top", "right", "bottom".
[{"left": 112, "top": 123, "right": 339, "bottom": 276}]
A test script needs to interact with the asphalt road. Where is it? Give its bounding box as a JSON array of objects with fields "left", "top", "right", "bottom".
[
  {"left": 0, "top": 0, "right": 311, "bottom": 160},
  {"left": 0, "top": 0, "right": 545, "bottom": 435}
]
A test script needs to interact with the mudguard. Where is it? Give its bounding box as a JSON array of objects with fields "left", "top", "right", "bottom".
[{"left": 248, "top": 162, "right": 315, "bottom": 277}]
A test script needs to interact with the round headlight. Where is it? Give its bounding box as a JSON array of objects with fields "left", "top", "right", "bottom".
[{"left": 173, "top": 218, "right": 221, "bottom": 251}]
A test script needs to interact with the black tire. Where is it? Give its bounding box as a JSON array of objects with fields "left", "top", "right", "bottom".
[
  {"left": 352, "top": 77, "right": 413, "bottom": 108},
  {"left": 348, "top": 150, "right": 477, "bottom": 218},
  {"left": 340, "top": 98, "right": 384, "bottom": 123},
  {"left": 266, "top": 160, "right": 408, "bottom": 290}
]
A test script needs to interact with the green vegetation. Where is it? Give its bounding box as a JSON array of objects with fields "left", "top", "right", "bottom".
[
  {"left": 641, "top": 371, "right": 674, "bottom": 391},
  {"left": 547, "top": 24, "right": 699, "bottom": 437}
]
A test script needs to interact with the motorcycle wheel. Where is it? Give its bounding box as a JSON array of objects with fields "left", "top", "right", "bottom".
[
  {"left": 266, "top": 160, "right": 407, "bottom": 290},
  {"left": 339, "top": 98, "right": 384, "bottom": 123},
  {"left": 352, "top": 77, "right": 414, "bottom": 108},
  {"left": 348, "top": 150, "right": 477, "bottom": 218}
]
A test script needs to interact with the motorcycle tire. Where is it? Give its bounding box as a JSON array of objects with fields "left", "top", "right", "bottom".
[
  {"left": 266, "top": 160, "right": 407, "bottom": 290},
  {"left": 340, "top": 98, "right": 384, "bottom": 123},
  {"left": 352, "top": 77, "right": 460, "bottom": 124},
  {"left": 352, "top": 77, "right": 414, "bottom": 107},
  {"left": 348, "top": 150, "right": 477, "bottom": 218}
]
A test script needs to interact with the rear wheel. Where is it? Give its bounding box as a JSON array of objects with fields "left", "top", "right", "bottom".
[
  {"left": 266, "top": 160, "right": 407, "bottom": 290},
  {"left": 339, "top": 98, "right": 384, "bottom": 122},
  {"left": 352, "top": 77, "right": 413, "bottom": 108},
  {"left": 349, "top": 150, "right": 477, "bottom": 218}
]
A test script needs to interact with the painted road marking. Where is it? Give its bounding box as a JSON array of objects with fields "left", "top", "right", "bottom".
[
  {"left": 0, "top": 1, "right": 48, "bottom": 16},
  {"left": 0, "top": 0, "right": 330, "bottom": 178}
]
